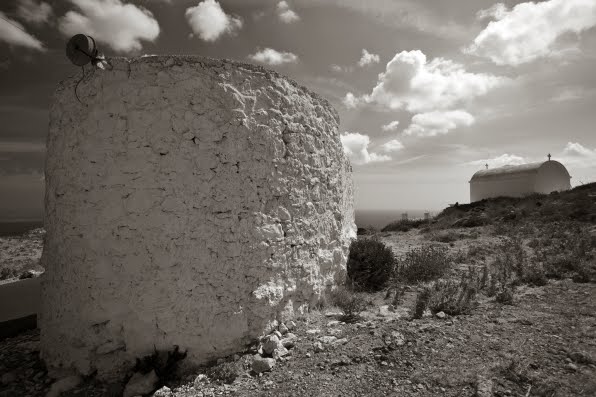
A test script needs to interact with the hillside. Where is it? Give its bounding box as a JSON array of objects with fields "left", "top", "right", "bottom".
[{"left": 1, "top": 184, "right": 595, "bottom": 396}]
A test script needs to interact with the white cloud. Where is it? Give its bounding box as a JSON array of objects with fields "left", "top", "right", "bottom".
[
  {"left": 185, "top": 0, "right": 242, "bottom": 42},
  {"left": 356, "top": 50, "right": 505, "bottom": 113},
  {"left": 248, "top": 48, "right": 298, "bottom": 65},
  {"left": 277, "top": 1, "right": 300, "bottom": 23},
  {"left": 466, "top": 154, "right": 526, "bottom": 168},
  {"left": 563, "top": 142, "right": 596, "bottom": 157},
  {"left": 340, "top": 132, "right": 391, "bottom": 165},
  {"left": 0, "top": 11, "right": 45, "bottom": 50},
  {"left": 342, "top": 92, "right": 361, "bottom": 109},
  {"left": 381, "top": 139, "right": 404, "bottom": 153},
  {"left": 404, "top": 110, "right": 475, "bottom": 137},
  {"left": 466, "top": 0, "right": 596, "bottom": 66},
  {"left": 358, "top": 48, "right": 380, "bottom": 67},
  {"left": 476, "top": 3, "right": 508, "bottom": 21},
  {"left": 59, "top": 0, "right": 159, "bottom": 53},
  {"left": 17, "top": 0, "right": 53, "bottom": 25},
  {"left": 381, "top": 120, "right": 400, "bottom": 132}
]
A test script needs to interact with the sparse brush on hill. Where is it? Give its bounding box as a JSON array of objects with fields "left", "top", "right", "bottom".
[
  {"left": 397, "top": 245, "right": 452, "bottom": 284},
  {"left": 347, "top": 238, "right": 396, "bottom": 291},
  {"left": 381, "top": 219, "right": 427, "bottom": 232}
]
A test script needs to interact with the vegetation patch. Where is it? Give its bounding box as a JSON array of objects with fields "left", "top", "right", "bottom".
[
  {"left": 397, "top": 245, "right": 452, "bottom": 284},
  {"left": 347, "top": 238, "right": 396, "bottom": 291}
]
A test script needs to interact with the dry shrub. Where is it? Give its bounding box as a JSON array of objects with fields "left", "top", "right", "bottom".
[
  {"left": 206, "top": 361, "right": 243, "bottom": 384},
  {"left": 347, "top": 238, "right": 396, "bottom": 291},
  {"left": 398, "top": 245, "right": 451, "bottom": 284},
  {"left": 328, "top": 286, "right": 369, "bottom": 322},
  {"left": 495, "top": 286, "right": 515, "bottom": 305},
  {"left": 381, "top": 219, "right": 427, "bottom": 232}
]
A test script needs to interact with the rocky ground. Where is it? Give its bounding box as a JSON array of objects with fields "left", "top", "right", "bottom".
[
  {"left": 1, "top": 225, "right": 595, "bottom": 397},
  {"left": 1, "top": 184, "right": 595, "bottom": 396},
  {"left": 1, "top": 275, "right": 595, "bottom": 397},
  {"left": 0, "top": 228, "right": 44, "bottom": 283}
]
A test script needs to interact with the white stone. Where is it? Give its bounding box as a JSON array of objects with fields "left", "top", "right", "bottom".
[
  {"left": 252, "top": 356, "right": 276, "bottom": 374},
  {"left": 123, "top": 370, "right": 159, "bottom": 397},
  {"left": 40, "top": 55, "right": 355, "bottom": 378},
  {"left": 46, "top": 375, "right": 82, "bottom": 397}
]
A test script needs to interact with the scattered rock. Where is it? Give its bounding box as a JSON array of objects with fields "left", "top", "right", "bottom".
[
  {"left": 568, "top": 351, "right": 594, "bottom": 365},
  {"left": 252, "top": 356, "right": 276, "bottom": 374},
  {"left": 193, "top": 374, "right": 208, "bottom": 389},
  {"left": 279, "top": 323, "right": 289, "bottom": 335},
  {"left": 313, "top": 342, "right": 325, "bottom": 353},
  {"left": 287, "top": 321, "right": 297, "bottom": 331},
  {"left": 306, "top": 329, "right": 321, "bottom": 335},
  {"left": 46, "top": 375, "right": 82, "bottom": 397},
  {"left": 436, "top": 311, "right": 446, "bottom": 319},
  {"left": 327, "top": 320, "right": 342, "bottom": 327},
  {"left": 389, "top": 331, "right": 405, "bottom": 346},
  {"left": 475, "top": 374, "right": 492, "bottom": 397},
  {"left": 319, "top": 336, "right": 337, "bottom": 344},
  {"left": 324, "top": 310, "right": 343, "bottom": 317},
  {"left": 566, "top": 362, "right": 578, "bottom": 371},
  {"left": 281, "top": 333, "right": 297, "bottom": 349},
  {"left": 332, "top": 338, "right": 349, "bottom": 346},
  {"left": 262, "top": 335, "right": 283, "bottom": 356},
  {"left": 123, "top": 370, "right": 159, "bottom": 397},
  {"left": 273, "top": 346, "right": 289, "bottom": 360},
  {"left": 153, "top": 386, "right": 172, "bottom": 396}
]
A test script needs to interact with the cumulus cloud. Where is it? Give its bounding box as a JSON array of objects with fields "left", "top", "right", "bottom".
[
  {"left": 0, "top": 11, "right": 45, "bottom": 50},
  {"left": 476, "top": 3, "right": 508, "bottom": 21},
  {"left": 340, "top": 132, "right": 391, "bottom": 165},
  {"left": 185, "top": 0, "right": 242, "bottom": 42},
  {"left": 466, "top": 154, "right": 526, "bottom": 168},
  {"left": 358, "top": 48, "right": 380, "bottom": 67},
  {"left": 248, "top": 48, "right": 298, "bottom": 65},
  {"left": 404, "top": 110, "right": 475, "bottom": 137},
  {"left": 381, "top": 120, "right": 400, "bottom": 132},
  {"left": 59, "top": 0, "right": 159, "bottom": 52},
  {"left": 466, "top": 0, "right": 596, "bottom": 66},
  {"left": 277, "top": 1, "right": 300, "bottom": 23},
  {"left": 342, "top": 92, "right": 361, "bottom": 109},
  {"left": 563, "top": 142, "right": 596, "bottom": 157},
  {"left": 17, "top": 0, "right": 53, "bottom": 25},
  {"left": 381, "top": 139, "right": 404, "bottom": 153},
  {"left": 353, "top": 50, "right": 505, "bottom": 113}
]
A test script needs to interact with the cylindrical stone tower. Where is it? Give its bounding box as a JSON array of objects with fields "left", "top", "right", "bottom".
[{"left": 40, "top": 56, "right": 355, "bottom": 378}]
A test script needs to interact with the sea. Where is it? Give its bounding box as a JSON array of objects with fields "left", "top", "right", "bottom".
[
  {"left": 1, "top": 211, "right": 437, "bottom": 236},
  {"left": 355, "top": 209, "right": 437, "bottom": 229}
]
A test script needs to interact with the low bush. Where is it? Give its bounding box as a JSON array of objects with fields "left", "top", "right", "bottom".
[
  {"left": 347, "top": 238, "right": 396, "bottom": 291},
  {"left": 397, "top": 245, "right": 451, "bottom": 284},
  {"left": 521, "top": 262, "right": 548, "bottom": 286},
  {"left": 206, "top": 361, "right": 243, "bottom": 384},
  {"left": 381, "top": 219, "right": 427, "bottom": 232},
  {"left": 411, "top": 277, "right": 478, "bottom": 317},
  {"left": 328, "top": 286, "right": 369, "bottom": 322},
  {"left": 429, "top": 231, "right": 461, "bottom": 243},
  {"left": 495, "top": 286, "right": 515, "bottom": 305},
  {"left": 412, "top": 287, "right": 431, "bottom": 319},
  {"left": 427, "top": 279, "right": 478, "bottom": 315}
]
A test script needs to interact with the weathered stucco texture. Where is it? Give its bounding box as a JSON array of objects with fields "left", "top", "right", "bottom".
[{"left": 40, "top": 56, "right": 355, "bottom": 378}]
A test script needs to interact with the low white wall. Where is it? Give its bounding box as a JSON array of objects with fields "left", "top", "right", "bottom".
[{"left": 40, "top": 56, "right": 355, "bottom": 378}]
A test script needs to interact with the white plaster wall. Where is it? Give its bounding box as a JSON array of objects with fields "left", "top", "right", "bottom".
[
  {"left": 40, "top": 56, "right": 356, "bottom": 378},
  {"left": 470, "top": 175, "right": 535, "bottom": 201},
  {"left": 535, "top": 161, "right": 572, "bottom": 194}
]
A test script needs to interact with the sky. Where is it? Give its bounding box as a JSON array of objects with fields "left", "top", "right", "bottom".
[{"left": 0, "top": 0, "right": 595, "bottom": 219}]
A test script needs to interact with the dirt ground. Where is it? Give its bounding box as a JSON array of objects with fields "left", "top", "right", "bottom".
[
  {"left": 1, "top": 226, "right": 595, "bottom": 397},
  {"left": 0, "top": 228, "right": 44, "bottom": 283}
]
